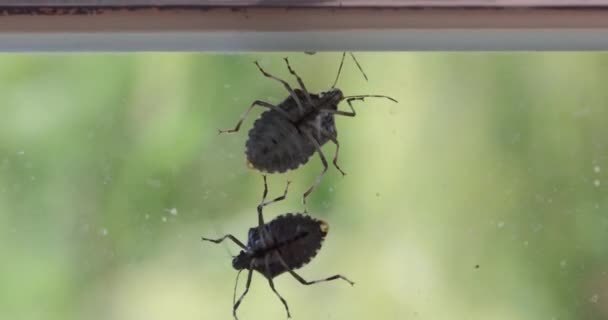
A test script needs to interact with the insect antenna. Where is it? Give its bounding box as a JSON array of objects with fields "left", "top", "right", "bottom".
[
  {"left": 232, "top": 269, "right": 244, "bottom": 308},
  {"left": 331, "top": 52, "right": 369, "bottom": 89},
  {"left": 342, "top": 94, "right": 398, "bottom": 103}
]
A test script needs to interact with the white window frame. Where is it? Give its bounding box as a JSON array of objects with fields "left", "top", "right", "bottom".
[{"left": 1, "top": 1, "right": 608, "bottom": 51}]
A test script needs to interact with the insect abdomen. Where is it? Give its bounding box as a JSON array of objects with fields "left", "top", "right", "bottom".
[
  {"left": 270, "top": 214, "right": 327, "bottom": 267},
  {"left": 250, "top": 213, "right": 328, "bottom": 278},
  {"left": 246, "top": 111, "right": 316, "bottom": 173}
]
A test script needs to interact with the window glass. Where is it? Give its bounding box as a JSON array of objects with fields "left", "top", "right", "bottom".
[{"left": 1, "top": 53, "right": 606, "bottom": 320}]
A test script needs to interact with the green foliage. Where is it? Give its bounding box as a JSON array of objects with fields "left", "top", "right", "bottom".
[{"left": 1, "top": 53, "right": 608, "bottom": 320}]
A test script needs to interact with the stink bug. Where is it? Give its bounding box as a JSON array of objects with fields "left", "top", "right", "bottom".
[
  {"left": 202, "top": 176, "right": 353, "bottom": 319},
  {"left": 220, "top": 53, "right": 397, "bottom": 206}
]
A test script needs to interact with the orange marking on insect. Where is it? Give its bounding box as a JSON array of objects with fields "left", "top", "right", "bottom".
[{"left": 320, "top": 221, "right": 329, "bottom": 234}]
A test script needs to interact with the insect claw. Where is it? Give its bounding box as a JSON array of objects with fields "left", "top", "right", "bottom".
[
  {"left": 253, "top": 61, "right": 271, "bottom": 77},
  {"left": 332, "top": 161, "right": 347, "bottom": 176}
]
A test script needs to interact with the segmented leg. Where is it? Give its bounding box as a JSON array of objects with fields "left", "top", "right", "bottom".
[
  {"left": 288, "top": 271, "right": 355, "bottom": 287},
  {"left": 268, "top": 279, "right": 291, "bottom": 318},
  {"left": 219, "top": 100, "right": 292, "bottom": 134},
  {"left": 201, "top": 234, "right": 247, "bottom": 249},
  {"left": 283, "top": 57, "right": 314, "bottom": 106},
  {"left": 322, "top": 95, "right": 397, "bottom": 118},
  {"left": 232, "top": 270, "right": 243, "bottom": 314},
  {"left": 321, "top": 97, "right": 360, "bottom": 117},
  {"left": 348, "top": 52, "right": 369, "bottom": 82},
  {"left": 342, "top": 95, "right": 398, "bottom": 104},
  {"left": 259, "top": 178, "right": 291, "bottom": 209},
  {"left": 276, "top": 251, "right": 355, "bottom": 286},
  {"left": 302, "top": 130, "right": 329, "bottom": 209},
  {"left": 331, "top": 52, "right": 368, "bottom": 89},
  {"left": 257, "top": 176, "right": 291, "bottom": 227},
  {"left": 233, "top": 268, "right": 254, "bottom": 320},
  {"left": 254, "top": 61, "right": 305, "bottom": 115},
  {"left": 328, "top": 136, "right": 345, "bottom": 176},
  {"left": 265, "top": 254, "right": 291, "bottom": 318},
  {"left": 331, "top": 52, "right": 347, "bottom": 89},
  {"left": 318, "top": 127, "right": 346, "bottom": 176},
  {"left": 257, "top": 176, "right": 291, "bottom": 246}
]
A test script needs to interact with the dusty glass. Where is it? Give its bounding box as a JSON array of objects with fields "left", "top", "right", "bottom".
[{"left": 1, "top": 53, "right": 607, "bottom": 320}]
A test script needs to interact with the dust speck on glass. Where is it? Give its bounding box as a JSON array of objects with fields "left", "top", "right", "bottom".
[{"left": 1, "top": 52, "right": 608, "bottom": 320}]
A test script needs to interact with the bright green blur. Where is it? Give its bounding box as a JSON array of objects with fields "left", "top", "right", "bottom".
[{"left": 1, "top": 53, "right": 608, "bottom": 320}]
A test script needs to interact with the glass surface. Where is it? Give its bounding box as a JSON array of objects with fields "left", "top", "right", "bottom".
[{"left": 1, "top": 53, "right": 607, "bottom": 320}]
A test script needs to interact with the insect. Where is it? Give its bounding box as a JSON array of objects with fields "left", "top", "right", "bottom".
[
  {"left": 201, "top": 176, "right": 354, "bottom": 319},
  {"left": 219, "top": 53, "right": 397, "bottom": 206}
]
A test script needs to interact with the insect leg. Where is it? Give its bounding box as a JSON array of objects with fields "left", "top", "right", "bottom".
[
  {"left": 268, "top": 279, "right": 291, "bottom": 318},
  {"left": 257, "top": 176, "right": 290, "bottom": 226},
  {"left": 321, "top": 97, "right": 361, "bottom": 117},
  {"left": 324, "top": 95, "right": 397, "bottom": 118},
  {"left": 276, "top": 253, "right": 355, "bottom": 286},
  {"left": 201, "top": 234, "right": 247, "bottom": 250},
  {"left": 331, "top": 52, "right": 347, "bottom": 89},
  {"left": 265, "top": 254, "right": 291, "bottom": 318},
  {"left": 260, "top": 180, "right": 291, "bottom": 207},
  {"left": 233, "top": 267, "right": 254, "bottom": 320},
  {"left": 302, "top": 130, "right": 329, "bottom": 208},
  {"left": 288, "top": 270, "right": 355, "bottom": 286},
  {"left": 256, "top": 175, "right": 270, "bottom": 245},
  {"left": 260, "top": 174, "right": 269, "bottom": 205},
  {"left": 254, "top": 61, "right": 305, "bottom": 116},
  {"left": 349, "top": 52, "right": 369, "bottom": 82},
  {"left": 342, "top": 94, "right": 398, "bottom": 103},
  {"left": 283, "top": 57, "right": 314, "bottom": 106},
  {"left": 219, "top": 100, "right": 293, "bottom": 134},
  {"left": 331, "top": 52, "right": 369, "bottom": 89},
  {"left": 232, "top": 270, "right": 243, "bottom": 318},
  {"left": 318, "top": 127, "right": 346, "bottom": 176},
  {"left": 257, "top": 176, "right": 290, "bottom": 245}
]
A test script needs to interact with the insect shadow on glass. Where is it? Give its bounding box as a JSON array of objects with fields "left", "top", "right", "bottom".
[
  {"left": 219, "top": 52, "right": 398, "bottom": 208},
  {"left": 201, "top": 175, "right": 354, "bottom": 320}
]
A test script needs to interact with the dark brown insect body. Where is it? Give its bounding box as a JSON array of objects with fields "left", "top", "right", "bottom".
[
  {"left": 245, "top": 88, "right": 341, "bottom": 174},
  {"left": 202, "top": 176, "right": 353, "bottom": 320},
  {"left": 233, "top": 213, "right": 328, "bottom": 278},
  {"left": 220, "top": 53, "right": 397, "bottom": 206}
]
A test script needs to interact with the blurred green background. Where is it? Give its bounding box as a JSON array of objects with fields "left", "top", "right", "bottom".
[{"left": 1, "top": 53, "right": 608, "bottom": 320}]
